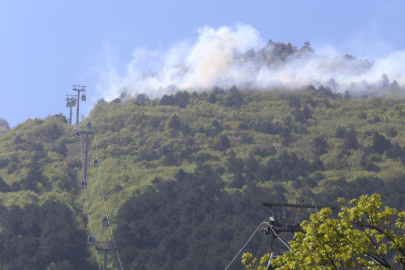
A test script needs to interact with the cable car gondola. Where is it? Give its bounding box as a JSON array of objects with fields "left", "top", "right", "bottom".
[
  {"left": 75, "top": 130, "right": 81, "bottom": 138},
  {"left": 66, "top": 101, "right": 71, "bottom": 107},
  {"left": 102, "top": 216, "right": 109, "bottom": 226},
  {"left": 87, "top": 235, "right": 96, "bottom": 245},
  {"left": 93, "top": 159, "right": 100, "bottom": 167},
  {"left": 81, "top": 94, "right": 86, "bottom": 101},
  {"left": 86, "top": 122, "right": 92, "bottom": 128},
  {"left": 81, "top": 179, "right": 87, "bottom": 189}
]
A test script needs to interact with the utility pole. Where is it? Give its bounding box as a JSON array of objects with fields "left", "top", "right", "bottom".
[
  {"left": 79, "top": 128, "right": 93, "bottom": 182},
  {"left": 65, "top": 95, "right": 77, "bottom": 125},
  {"left": 84, "top": 132, "right": 90, "bottom": 181},
  {"left": 73, "top": 85, "right": 86, "bottom": 126}
]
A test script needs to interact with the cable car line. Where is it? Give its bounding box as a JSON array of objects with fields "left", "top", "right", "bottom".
[
  {"left": 70, "top": 88, "right": 122, "bottom": 269},
  {"left": 88, "top": 119, "right": 124, "bottom": 269},
  {"left": 78, "top": 127, "right": 102, "bottom": 270},
  {"left": 224, "top": 222, "right": 264, "bottom": 270}
]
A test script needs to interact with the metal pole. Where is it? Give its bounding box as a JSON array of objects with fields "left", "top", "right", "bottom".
[
  {"left": 84, "top": 133, "right": 89, "bottom": 181},
  {"left": 95, "top": 244, "right": 116, "bottom": 270},
  {"left": 76, "top": 91, "right": 80, "bottom": 126},
  {"left": 69, "top": 106, "right": 73, "bottom": 125},
  {"left": 263, "top": 202, "right": 335, "bottom": 210},
  {"left": 103, "top": 250, "right": 108, "bottom": 270}
]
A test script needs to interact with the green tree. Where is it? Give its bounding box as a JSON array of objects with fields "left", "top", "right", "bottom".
[
  {"left": 0, "top": 117, "right": 10, "bottom": 133},
  {"left": 0, "top": 176, "right": 10, "bottom": 192},
  {"left": 242, "top": 194, "right": 405, "bottom": 270},
  {"left": 168, "top": 113, "right": 182, "bottom": 129},
  {"left": 213, "top": 134, "right": 231, "bottom": 152},
  {"left": 136, "top": 93, "right": 150, "bottom": 104},
  {"left": 390, "top": 80, "right": 400, "bottom": 91},
  {"left": 372, "top": 132, "right": 391, "bottom": 154},
  {"left": 241, "top": 252, "right": 270, "bottom": 270},
  {"left": 380, "top": 73, "right": 390, "bottom": 88},
  {"left": 312, "top": 136, "right": 328, "bottom": 156}
]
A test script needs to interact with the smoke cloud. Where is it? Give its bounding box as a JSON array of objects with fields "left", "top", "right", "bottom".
[{"left": 95, "top": 24, "right": 405, "bottom": 100}]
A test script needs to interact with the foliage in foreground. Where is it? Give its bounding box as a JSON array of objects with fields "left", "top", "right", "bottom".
[{"left": 242, "top": 194, "right": 405, "bottom": 269}]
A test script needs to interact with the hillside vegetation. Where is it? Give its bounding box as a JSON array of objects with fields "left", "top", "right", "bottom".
[
  {"left": 0, "top": 118, "right": 10, "bottom": 134},
  {"left": 1, "top": 86, "right": 405, "bottom": 269}
]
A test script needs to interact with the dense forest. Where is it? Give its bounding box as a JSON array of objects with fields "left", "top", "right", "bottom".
[{"left": 1, "top": 85, "right": 405, "bottom": 269}]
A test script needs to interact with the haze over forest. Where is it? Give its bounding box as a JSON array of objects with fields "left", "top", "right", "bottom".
[{"left": 95, "top": 25, "right": 405, "bottom": 101}]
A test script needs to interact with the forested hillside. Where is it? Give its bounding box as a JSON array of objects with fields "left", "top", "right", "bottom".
[{"left": 1, "top": 86, "right": 405, "bottom": 269}]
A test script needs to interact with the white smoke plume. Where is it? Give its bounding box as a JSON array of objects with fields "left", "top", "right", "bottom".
[{"left": 95, "top": 24, "right": 405, "bottom": 100}]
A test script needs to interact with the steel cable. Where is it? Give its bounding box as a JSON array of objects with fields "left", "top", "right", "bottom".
[
  {"left": 224, "top": 223, "right": 263, "bottom": 270},
  {"left": 88, "top": 120, "right": 124, "bottom": 270},
  {"left": 78, "top": 128, "right": 102, "bottom": 270}
]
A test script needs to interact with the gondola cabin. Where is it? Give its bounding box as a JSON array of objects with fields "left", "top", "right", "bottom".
[
  {"left": 87, "top": 235, "right": 96, "bottom": 245},
  {"left": 81, "top": 94, "right": 86, "bottom": 101},
  {"left": 75, "top": 131, "right": 80, "bottom": 138},
  {"left": 86, "top": 122, "right": 92, "bottom": 128},
  {"left": 93, "top": 159, "right": 100, "bottom": 167},
  {"left": 81, "top": 180, "right": 87, "bottom": 189},
  {"left": 102, "top": 216, "right": 109, "bottom": 226}
]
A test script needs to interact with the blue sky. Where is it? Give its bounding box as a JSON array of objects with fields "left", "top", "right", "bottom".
[{"left": 0, "top": 0, "right": 404, "bottom": 127}]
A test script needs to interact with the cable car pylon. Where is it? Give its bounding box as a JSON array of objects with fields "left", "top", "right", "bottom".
[
  {"left": 65, "top": 95, "right": 77, "bottom": 125},
  {"left": 96, "top": 241, "right": 119, "bottom": 270},
  {"left": 72, "top": 85, "right": 86, "bottom": 126}
]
